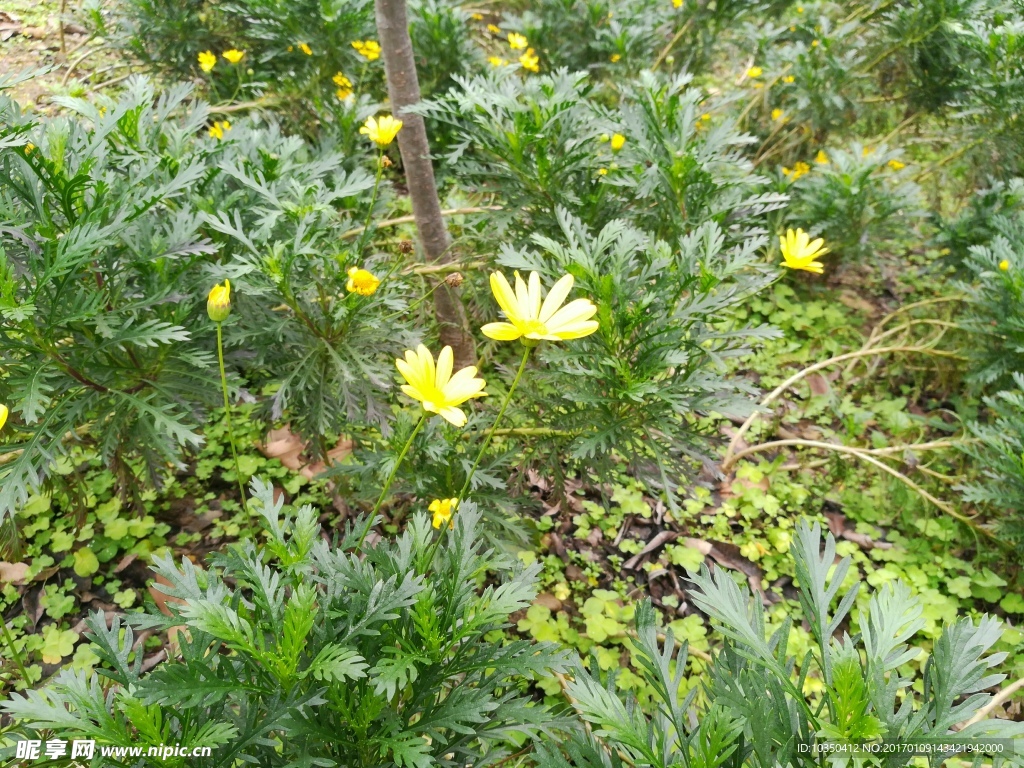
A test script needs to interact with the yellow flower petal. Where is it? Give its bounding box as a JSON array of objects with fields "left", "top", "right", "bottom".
[
  {"left": 539, "top": 273, "right": 574, "bottom": 323},
  {"left": 481, "top": 322, "right": 522, "bottom": 340}
]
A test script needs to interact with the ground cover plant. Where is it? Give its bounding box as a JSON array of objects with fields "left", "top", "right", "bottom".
[{"left": 1, "top": 0, "right": 1024, "bottom": 764}]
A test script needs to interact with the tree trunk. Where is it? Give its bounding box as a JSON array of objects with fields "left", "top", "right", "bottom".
[{"left": 374, "top": 0, "right": 476, "bottom": 369}]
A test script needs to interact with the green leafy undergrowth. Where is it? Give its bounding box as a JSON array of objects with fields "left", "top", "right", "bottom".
[{"left": 0, "top": 403, "right": 339, "bottom": 693}]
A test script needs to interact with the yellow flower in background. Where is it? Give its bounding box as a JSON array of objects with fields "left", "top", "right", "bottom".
[
  {"left": 351, "top": 40, "right": 381, "bottom": 60},
  {"left": 430, "top": 498, "right": 458, "bottom": 529},
  {"left": 333, "top": 73, "right": 353, "bottom": 99},
  {"left": 700, "top": 112, "right": 711, "bottom": 121},
  {"left": 814, "top": 150, "right": 829, "bottom": 164},
  {"left": 487, "top": 24, "right": 501, "bottom": 34},
  {"left": 198, "top": 50, "right": 217, "bottom": 72},
  {"left": 862, "top": 146, "right": 875, "bottom": 157},
  {"left": 208, "top": 120, "right": 231, "bottom": 140},
  {"left": 771, "top": 108, "right": 785, "bottom": 121},
  {"left": 360, "top": 115, "right": 403, "bottom": 147},
  {"left": 223, "top": 49, "right": 245, "bottom": 63},
  {"left": 24, "top": 143, "right": 35, "bottom": 153},
  {"left": 747, "top": 66, "right": 763, "bottom": 78},
  {"left": 207, "top": 280, "right": 232, "bottom": 322},
  {"left": 482, "top": 271, "right": 599, "bottom": 343},
  {"left": 792, "top": 161, "right": 810, "bottom": 178},
  {"left": 298, "top": 42, "right": 313, "bottom": 55},
  {"left": 0, "top": 404, "right": 8, "bottom": 432},
  {"left": 346, "top": 267, "right": 380, "bottom": 296},
  {"left": 598, "top": 168, "right": 608, "bottom": 175},
  {"left": 672, "top": 0, "right": 683, "bottom": 7},
  {"left": 780, "top": 228, "right": 829, "bottom": 274},
  {"left": 887, "top": 159, "right": 905, "bottom": 170},
  {"left": 1000, "top": 260, "right": 1011, "bottom": 271},
  {"left": 811, "top": 39, "right": 820, "bottom": 47},
  {"left": 610, "top": 133, "right": 626, "bottom": 151},
  {"left": 520, "top": 48, "right": 540, "bottom": 72},
  {"left": 488, "top": 56, "right": 508, "bottom": 67},
  {"left": 508, "top": 32, "right": 528, "bottom": 50},
  {"left": 471, "top": 12, "right": 483, "bottom": 20},
  {"left": 610, "top": 53, "right": 621, "bottom": 63},
  {"left": 783, "top": 74, "right": 795, "bottom": 83},
  {"left": 396, "top": 345, "right": 487, "bottom": 427}
]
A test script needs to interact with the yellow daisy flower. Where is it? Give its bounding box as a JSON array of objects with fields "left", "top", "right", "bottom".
[
  {"left": 610, "top": 53, "right": 621, "bottom": 63},
  {"left": 208, "top": 120, "right": 231, "bottom": 140},
  {"left": 887, "top": 159, "right": 905, "bottom": 170},
  {"left": 488, "top": 56, "right": 508, "bottom": 67},
  {"left": 1000, "top": 260, "right": 1010, "bottom": 271},
  {"left": 198, "top": 50, "right": 217, "bottom": 72},
  {"left": 519, "top": 48, "right": 540, "bottom": 72},
  {"left": 430, "top": 498, "right": 458, "bottom": 529},
  {"left": 487, "top": 24, "right": 501, "bottom": 34},
  {"left": 396, "top": 345, "right": 487, "bottom": 427},
  {"left": 360, "top": 115, "right": 403, "bottom": 147},
  {"left": 507, "top": 32, "right": 528, "bottom": 50},
  {"left": 779, "top": 228, "right": 829, "bottom": 274},
  {"left": 351, "top": 40, "right": 382, "bottom": 61},
  {"left": 771, "top": 108, "right": 785, "bottom": 121},
  {"left": 783, "top": 74, "right": 795, "bottom": 83},
  {"left": 298, "top": 42, "right": 313, "bottom": 55},
  {"left": 747, "top": 66, "right": 763, "bottom": 78},
  {"left": 346, "top": 267, "right": 380, "bottom": 296},
  {"left": 814, "top": 150, "right": 829, "bottom": 164},
  {"left": 481, "top": 271, "right": 599, "bottom": 343},
  {"left": 610, "top": 133, "right": 625, "bottom": 151},
  {"left": 333, "top": 72, "right": 353, "bottom": 100},
  {"left": 223, "top": 49, "right": 245, "bottom": 63}
]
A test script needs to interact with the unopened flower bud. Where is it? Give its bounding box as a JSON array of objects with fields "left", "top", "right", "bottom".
[{"left": 207, "top": 280, "right": 232, "bottom": 322}]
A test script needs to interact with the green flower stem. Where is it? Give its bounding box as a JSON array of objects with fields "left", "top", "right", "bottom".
[
  {"left": 354, "top": 413, "right": 427, "bottom": 550},
  {"left": 457, "top": 345, "right": 532, "bottom": 503},
  {"left": 0, "top": 612, "right": 29, "bottom": 686},
  {"left": 356, "top": 151, "right": 386, "bottom": 256},
  {"left": 380, "top": 277, "right": 447, "bottom": 322},
  {"left": 216, "top": 322, "right": 250, "bottom": 523}
]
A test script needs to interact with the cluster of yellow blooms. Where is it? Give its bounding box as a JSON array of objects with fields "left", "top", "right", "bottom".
[
  {"left": 351, "top": 40, "right": 381, "bottom": 61},
  {"left": 499, "top": 32, "right": 538, "bottom": 72},
  {"left": 782, "top": 161, "right": 810, "bottom": 180},
  {"left": 333, "top": 72, "right": 353, "bottom": 101},
  {"left": 393, "top": 270, "right": 599, "bottom": 527},
  {"left": 198, "top": 49, "right": 245, "bottom": 73},
  {"left": 208, "top": 120, "right": 232, "bottom": 140}
]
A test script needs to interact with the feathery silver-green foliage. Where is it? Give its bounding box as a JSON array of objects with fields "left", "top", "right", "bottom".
[
  {"left": 2, "top": 478, "right": 570, "bottom": 766},
  {"left": 541, "top": 520, "right": 1022, "bottom": 768}
]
